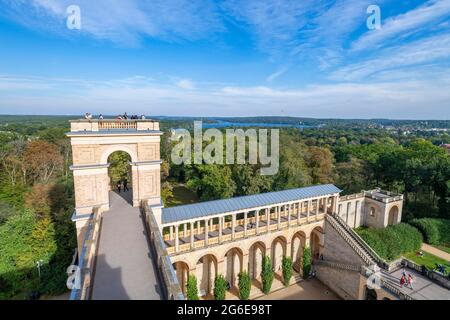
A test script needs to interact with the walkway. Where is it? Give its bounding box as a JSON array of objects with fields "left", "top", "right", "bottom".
[
  {"left": 382, "top": 268, "right": 450, "bottom": 300},
  {"left": 422, "top": 243, "right": 450, "bottom": 261},
  {"left": 91, "top": 191, "right": 162, "bottom": 300},
  {"left": 256, "top": 279, "right": 339, "bottom": 300}
]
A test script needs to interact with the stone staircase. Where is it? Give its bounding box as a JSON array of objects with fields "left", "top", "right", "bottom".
[{"left": 326, "top": 212, "right": 389, "bottom": 269}]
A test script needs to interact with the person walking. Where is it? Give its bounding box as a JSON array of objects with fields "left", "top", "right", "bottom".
[
  {"left": 400, "top": 275, "right": 406, "bottom": 288},
  {"left": 408, "top": 274, "right": 414, "bottom": 290},
  {"left": 116, "top": 181, "right": 122, "bottom": 193},
  {"left": 123, "top": 179, "right": 129, "bottom": 192}
]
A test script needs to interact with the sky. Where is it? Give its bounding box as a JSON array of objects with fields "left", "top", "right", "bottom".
[{"left": 0, "top": 0, "right": 449, "bottom": 119}]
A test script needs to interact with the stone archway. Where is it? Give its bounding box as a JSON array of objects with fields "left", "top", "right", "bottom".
[
  {"left": 173, "top": 261, "right": 190, "bottom": 296},
  {"left": 249, "top": 241, "right": 266, "bottom": 281},
  {"left": 196, "top": 254, "right": 218, "bottom": 296},
  {"left": 271, "top": 236, "right": 287, "bottom": 274},
  {"left": 310, "top": 226, "right": 323, "bottom": 260},
  {"left": 291, "top": 231, "right": 306, "bottom": 273},
  {"left": 224, "top": 248, "right": 243, "bottom": 288},
  {"left": 388, "top": 206, "right": 399, "bottom": 225}
]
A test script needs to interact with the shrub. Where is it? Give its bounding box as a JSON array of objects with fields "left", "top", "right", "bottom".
[
  {"left": 213, "top": 274, "right": 227, "bottom": 300},
  {"left": 261, "top": 256, "right": 273, "bottom": 294},
  {"left": 186, "top": 275, "right": 199, "bottom": 300},
  {"left": 409, "top": 218, "right": 450, "bottom": 246},
  {"left": 356, "top": 223, "right": 422, "bottom": 261},
  {"left": 238, "top": 271, "right": 251, "bottom": 300},
  {"left": 302, "top": 247, "right": 312, "bottom": 279},
  {"left": 282, "top": 256, "right": 293, "bottom": 286}
]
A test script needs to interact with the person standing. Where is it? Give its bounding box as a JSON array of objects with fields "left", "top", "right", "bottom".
[
  {"left": 400, "top": 275, "right": 406, "bottom": 288},
  {"left": 116, "top": 181, "right": 122, "bottom": 193},
  {"left": 123, "top": 179, "right": 129, "bottom": 192},
  {"left": 408, "top": 274, "right": 414, "bottom": 290}
]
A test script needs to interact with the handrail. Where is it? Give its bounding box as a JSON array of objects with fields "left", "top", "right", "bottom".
[
  {"left": 329, "top": 212, "right": 389, "bottom": 269},
  {"left": 143, "top": 204, "right": 185, "bottom": 300},
  {"left": 325, "top": 214, "right": 376, "bottom": 266},
  {"left": 314, "top": 259, "right": 361, "bottom": 272}
]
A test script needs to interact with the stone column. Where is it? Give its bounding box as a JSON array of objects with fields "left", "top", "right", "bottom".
[
  {"left": 197, "top": 220, "right": 201, "bottom": 234},
  {"left": 183, "top": 223, "right": 187, "bottom": 238},
  {"left": 169, "top": 225, "right": 174, "bottom": 240},
  {"left": 219, "top": 216, "right": 223, "bottom": 243},
  {"left": 307, "top": 200, "right": 311, "bottom": 219},
  {"left": 190, "top": 222, "right": 195, "bottom": 250},
  {"left": 267, "top": 208, "right": 271, "bottom": 231},
  {"left": 288, "top": 204, "right": 291, "bottom": 225},
  {"left": 242, "top": 254, "right": 249, "bottom": 272},
  {"left": 316, "top": 199, "right": 320, "bottom": 218},
  {"left": 175, "top": 224, "right": 179, "bottom": 253},
  {"left": 256, "top": 210, "right": 260, "bottom": 234},
  {"left": 277, "top": 206, "right": 281, "bottom": 229},
  {"left": 232, "top": 214, "right": 236, "bottom": 240},
  {"left": 244, "top": 211, "right": 248, "bottom": 237},
  {"left": 205, "top": 219, "right": 209, "bottom": 246},
  {"left": 297, "top": 202, "right": 302, "bottom": 223}
]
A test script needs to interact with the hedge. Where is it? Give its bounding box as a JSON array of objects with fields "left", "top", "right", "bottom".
[
  {"left": 356, "top": 223, "right": 422, "bottom": 261},
  {"left": 238, "top": 271, "right": 251, "bottom": 300},
  {"left": 409, "top": 218, "right": 450, "bottom": 246},
  {"left": 261, "top": 256, "right": 273, "bottom": 294},
  {"left": 213, "top": 274, "right": 227, "bottom": 300},
  {"left": 186, "top": 275, "right": 199, "bottom": 300},
  {"left": 302, "top": 247, "right": 312, "bottom": 279},
  {"left": 282, "top": 256, "right": 293, "bottom": 286}
]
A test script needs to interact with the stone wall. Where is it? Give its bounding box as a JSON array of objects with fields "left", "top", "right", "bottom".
[{"left": 314, "top": 264, "right": 363, "bottom": 300}]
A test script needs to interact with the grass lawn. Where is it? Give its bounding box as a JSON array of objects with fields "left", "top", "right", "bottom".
[
  {"left": 403, "top": 251, "right": 450, "bottom": 272},
  {"left": 165, "top": 184, "right": 199, "bottom": 207}
]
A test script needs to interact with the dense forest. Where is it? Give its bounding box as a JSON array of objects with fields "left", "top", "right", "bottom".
[{"left": 0, "top": 115, "right": 449, "bottom": 299}]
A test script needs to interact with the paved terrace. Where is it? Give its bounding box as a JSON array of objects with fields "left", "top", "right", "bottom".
[
  {"left": 382, "top": 268, "right": 450, "bottom": 300},
  {"left": 91, "top": 191, "right": 162, "bottom": 300}
]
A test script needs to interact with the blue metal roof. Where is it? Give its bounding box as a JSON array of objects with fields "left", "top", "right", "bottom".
[{"left": 162, "top": 184, "right": 341, "bottom": 224}]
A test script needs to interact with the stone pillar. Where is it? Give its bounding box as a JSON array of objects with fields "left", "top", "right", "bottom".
[
  {"left": 307, "top": 200, "right": 311, "bottom": 219},
  {"left": 169, "top": 225, "right": 174, "bottom": 240},
  {"left": 256, "top": 210, "right": 260, "bottom": 234},
  {"left": 242, "top": 253, "right": 249, "bottom": 272},
  {"left": 277, "top": 206, "right": 281, "bottom": 229},
  {"left": 267, "top": 208, "right": 271, "bottom": 231},
  {"left": 190, "top": 222, "right": 195, "bottom": 250},
  {"left": 316, "top": 199, "right": 320, "bottom": 217},
  {"left": 244, "top": 211, "right": 248, "bottom": 237},
  {"left": 197, "top": 220, "right": 201, "bottom": 234},
  {"left": 175, "top": 224, "right": 179, "bottom": 253},
  {"left": 297, "top": 202, "right": 302, "bottom": 223},
  {"left": 219, "top": 216, "right": 223, "bottom": 243},
  {"left": 183, "top": 223, "right": 187, "bottom": 238},
  {"left": 232, "top": 214, "right": 236, "bottom": 240},
  {"left": 205, "top": 219, "right": 209, "bottom": 246},
  {"left": 288, "top": 204, "right": 291, "bottom": 225}
]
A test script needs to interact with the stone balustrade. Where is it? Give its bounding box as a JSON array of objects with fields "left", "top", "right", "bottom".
[{"left": 69, "top": 119, "right": 160, "bottom": 132}]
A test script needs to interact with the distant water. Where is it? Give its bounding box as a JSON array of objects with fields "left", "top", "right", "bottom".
[{"left": 202, "top": 120, "right": 316, "bottom": 129}]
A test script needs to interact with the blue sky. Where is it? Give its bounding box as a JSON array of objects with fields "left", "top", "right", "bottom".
[{"left": 0, "top": 0, "right": 449, "bottom": 119}]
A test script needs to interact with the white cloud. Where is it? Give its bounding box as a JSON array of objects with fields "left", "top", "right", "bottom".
[
  {"left": 0, "top": 0, "right": 224, "bottom": 45},
  {"left": 330, "top": 33, "right": 450, "bottom": 81},
  {"left": 175, "top": 79, "right": 196, "bottom": 90},
  {"left": 1, "top": 73, "right": 449, "bottom": 119},
  {"left": 352, "top": 0, "right": 450, "bottom": 52}
]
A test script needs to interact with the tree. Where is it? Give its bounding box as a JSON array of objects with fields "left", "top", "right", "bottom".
[
  {"left": 302, "top": 247, "right": 312, "bottom": 279},
  {"left": 305, "top": 146, "right": 335, "bottom": 184},
  {"left": 282, "top": 256, "right": 293, "bottom": 286},
  {"left": 261, "top": 256, "right": 274, "bottom": 294},
  {"left": 186, "top": 275, "right": 199, "bottom": 300},
  {"left": 186, "top": 165, "right": 236, "bottom": 201},
  {"left": 108, "top": 151, "right": 131, "bottom": 186},
  {"left": 213, "top": 274, "right": 227, "bottom": 300},
  {"left": 238, "top": 271, "right": 251, "bottom": 300},
  {"left": 24, "top": 140, "right": 63, "bottom": 184}
]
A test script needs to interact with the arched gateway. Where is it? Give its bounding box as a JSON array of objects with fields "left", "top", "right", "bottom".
[{"left": 67, "top": 119, "right": 162, "bottom": 250}]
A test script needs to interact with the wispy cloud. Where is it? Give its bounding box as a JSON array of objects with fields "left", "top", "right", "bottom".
[
  {"left": 1, "top": 73, "right": 449, "bottom": 119},
  {"left": 351, "top": 0, "right": 450, "bottom": 52},
  {"left": 331, "top": 33, "right": 450, "bottom": 81},
  {"left": 0, "top": 0, "right": 225, "bottom": 45}
]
